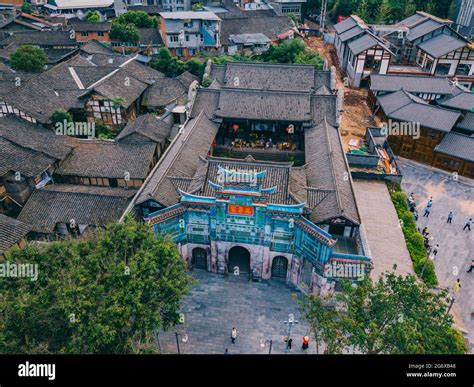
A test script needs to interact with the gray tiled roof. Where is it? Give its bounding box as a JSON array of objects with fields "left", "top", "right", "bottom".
[
  {"left": 457, "top": 112, "right": 474, "bottom": 132},
  {"left": 310, "top": 94, "right": 338, "bottom": 126},
  {"left": 138, "top": 28, "right": 164, "bottom": 46},
  {"left": 141, "top": 77, "right": 187, "bottom": 107},
  {"left": 338, "top": 25, "right": 365, "bottom": 42},
  {"left": 17, "top": 184, "right": 135, "bottom": 234},
  {"left": 136, "top": 111, "right": 219, "bottom": 206},
  {"left": 189, "top": 88, "right": 221, "bottom": 118},
  {"left": 305, "top": 119, "right": 360, "bottom": 225},
  {"left": 0, "top": 214, "right": 31, "bottom": 255},
  {"left": 396, "top": 13, "right": 427, "bottom": 28},
  {"left": 0, "top": 30, "right": 77, "bottom": 47},
  {"left": 0, "top": 114, "right": 73, "bottom": 160},
  {"left": 220, "top": 15, "right": 293, "bottom": 45},
  {"left": 215, "top": 89, "right": 312, "bottom": 122},
  {"left": 198, "top": 157, "right": 298, "bottom": 205},
  {"left": 116, "top": 113, "right": 171, "bottom": 143},
  {"left": 70, "top": 20, "right": 111, "bottom": 32},
  {"left": 334, "top": 16, "right": 359, "bottom": 34},
  {"left": 0, "top": 137, "right": 56, "bottom": 177},
  {"left": 406, "top": 19, "right": 443, "bottom": 41},
  {"left": 434, "top": 132, "right": 474, "bottom": 162},
  {"left": 221, "top": 62, "right": 318, "bottom": 92},
  {"left": 417, "top": 33, "right": 466, "bottom": 57},
  {"left": 438, "top": 91, "right": 474, "bottom": 112},
  {"left": 370, "top": 74, "right": 452, "bottom": 95},
  {"left": 377, "top": 90, "right": 461, "bottom": 132},
  {"left": 55, "top": 140, "right": 157, "bottom": 179},
  {"left": 79, "top": 40, "right": 115, "bottom": 55},
  {"left": 347, "top": 33, "right": 384, "bottom": 55}
]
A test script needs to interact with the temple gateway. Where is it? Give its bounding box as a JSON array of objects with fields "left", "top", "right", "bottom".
[{"left": 132, "top": 62, "right": 373, "bottom": 294}]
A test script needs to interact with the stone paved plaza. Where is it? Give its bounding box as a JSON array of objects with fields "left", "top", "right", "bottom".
[
  {"left": 157, "top": 270, "right": 322, "bottom": 354},
  {"left": 399, "top": 159, "right": 474, "bottom": 352}
]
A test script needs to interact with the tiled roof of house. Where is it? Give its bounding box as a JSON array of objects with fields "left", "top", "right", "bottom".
[
  {"left": 0, "top": 137, "right": 56, "bottom": 177},
  {"left": 220, "top": 15, "right": 293, "bottom": 45},
  {"left": 55, "top": 140, "right": 156, "bottom": 179},
  {"left": 438, "top": 90, "right": 474, "bottom": 112},
  {"left": 334, "top": 16, "right": 359, "bottom": 34},
  {"left": 417, "top": 33, "right": 466, "bottom": 57},
  {"left": 377, "top": 89, "right": 461, "bottom": 132},
  {"left": 0, "top": 30, "right": 77, "bottom": 47},
  {"left": 189, "top": 88, "right": 221, "bottom": 118},
  {"left": 406, "top": 19, "right": 444, "bottom": 41},
  {"left": 370, "top": 74, "right": 453, "bottom": 95},
  {"left": 220, "top": 61, "right": 318, "bottom": 92},
  {"left": 434, "top": 132, "right": 474, "bottom": 162},
  {"left": 79, "top": 40, "right": 116, "bottom": 55},
  {"left": 138, "top": 28, "right": 163, "bottom": 46},
  {"left": 305, "top": 119, "right": 360, "bottom": 225},
  {"left": 198, "top": 157, "right": 298, "bottom": 205},
  {"left": 116, "top": 113, "right": 171, "bottom": 143},
  {"left": 136, "top": 111, "right": 219, "bottom": 206},
  {"left": 457, "top": 112, "right": 474, "bottom": 132},
  {"left": 17, "top": 184, "right": 135, "bottom": 234},
  {"left": 141, "top": 77, "right": 188, "bottom": 107},
  {"left": 69, "top": 20, "right": 112, "bottom": 32},
  {"left": 347, "top": 32, "right": 392, "bottom": 55},
  {"left": 0, "top": 114, "right": 73, "bottom": 160},
  {"left": 0, "top": 214, "right": 31, "bottom": 255},
  {"left": 215, "top": 89, "right": 312, "bottom": 122}
]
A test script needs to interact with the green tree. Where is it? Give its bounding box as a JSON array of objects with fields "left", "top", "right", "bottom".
[
  {"left": 86, "top": 10, "right": 101, "bottom": 23},
  {"left": 0, "top": 218, "right": 191, "bottom": 354},
  {"left": 192, "top": 2, "right": 204, "bottom": 11},
  {"left": 355, "top": 0, "right": 369, "bottom": 21},
  {"left": 21, "top": 2, "right": 32, "bottom": 14},
  {"left": 51, "top": 109, "right": 73, "bottom": 126},
  {"left": 404, "top": 0, "right": 417, "bottom": 18},
  {"left": 115, "top": 10, "right": 158, "bottom": 28},
  {"left": 301, "top": 273, "right": 467, "bottom": 354},
  {"left": 424, "top": 1, "right": 435, "bottom": 15},
  {"left": 110, "top": 21, "right": 140, "bottom": 42},
  {"left": 10, "top": 45, "right": 47, "bottom": 73},
  {"left": 150, "top": 47, "right": 187, "bottom": 77},
  {"left": 374, "top": 0, "right": 391, "bottom": 23}
]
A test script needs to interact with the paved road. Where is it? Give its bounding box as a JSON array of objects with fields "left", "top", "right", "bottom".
[
  {"left": 399, "top": 159, "right": 474, "bottom": 351},
  {"left": 157, "top": 271, "right": 323, "bottom": 354},
  {"left": 353, "top": 180, "right": 414, "bottom": 280}
]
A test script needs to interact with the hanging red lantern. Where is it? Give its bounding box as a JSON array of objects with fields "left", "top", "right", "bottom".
[{"left": 233, "top": 124, "right": 239, "bottom": 131}]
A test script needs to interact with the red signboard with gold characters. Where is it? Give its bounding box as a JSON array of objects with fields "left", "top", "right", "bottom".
[{"left": 228, "top": 204, "right": 254, "bottom": 216}]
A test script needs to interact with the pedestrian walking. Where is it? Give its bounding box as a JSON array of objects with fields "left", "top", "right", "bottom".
[
  {"left": 224, "top": 348, "right": 230, "bottom": 355},
  {"left": 413, "top": 210, "right": 418, "bottom": 221},
  {"left": 423, "top": 206, "right": 432, "bottom": 217},
  {"left": 302, "top": 335, "right": 309, "bottom": 351},
  {"left": 432, "top": 244, "right": 440, "bottom": 257},
  {"left": 287, "top": 338, "right": 293, "bottom": 351},
  {"left": 422, "top": 227, "right": 429, "bottom": 236},
  {"left": 467, "top": 259, "right": 474, "bottom": 273},
  {"left": 454, "top": 278, "right": 461, "bottom": 293},
  {"left": 463, "top": 218, "right": 472, "bottom": 231},
  {"left": 427, "top": 197, "right": 433, "bottom": 208},
  {"left": 447, "top": 211, "right": 454, "bottom": 224},
  {"left": 231, "top": 327, "right": 238, "bottom": 344}
]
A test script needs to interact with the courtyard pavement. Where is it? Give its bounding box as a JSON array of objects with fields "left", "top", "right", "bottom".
[
  {"left": 157, "top": 271, "right": 323, "bottom": 354},
  {"left": 399, "top": 158, "right": 474, "bottom": 352}
]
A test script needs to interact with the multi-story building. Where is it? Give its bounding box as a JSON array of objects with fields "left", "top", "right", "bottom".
[
  {"left": 334, "top": 15, "right": 394, "bottom": 88},
  {"left": 159, "top": 11, "right": 221, "bottom": 58}
]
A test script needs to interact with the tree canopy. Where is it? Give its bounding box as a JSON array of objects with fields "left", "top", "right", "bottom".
[
  {"left": 150, "top": 48, "right": 205, "bottom": 78},
  {"left": 110, "top": 11, "right": 158, "bottom": 42},
  {"left": 10, "top": 45, "right": 47, "bottom": 73},
  {"left": 0, "top": 218, "right": 191, "bottom": 354},
  {"left": 86, "top": 10, "right": 101, "bottom": 23},
  {"left": 299, "top": 272, "right": 467, "bottom": 354}
]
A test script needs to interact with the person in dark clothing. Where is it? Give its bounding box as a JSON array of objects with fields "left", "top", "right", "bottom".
[{"left": 467, "top": 260, "right": 474, "bottom": 273}]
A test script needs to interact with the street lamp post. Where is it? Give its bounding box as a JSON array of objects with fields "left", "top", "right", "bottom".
[
  {"left": 175, "top": 332, "right": 181, "bottom": 354},
  {"left": 260, "top": 339, "right": 273, "bottom": 355},
  {"left": 283, "top": 313, "right": 298, "bottom": 354}
]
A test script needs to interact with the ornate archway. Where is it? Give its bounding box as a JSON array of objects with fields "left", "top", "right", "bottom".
[
  {"left": 228, "top": 246, "right": 251, "bottom": 274},
  {"left": 271, "top": 256, "right": 288, "bottom": 279},
  {"left": 191, "top": 247, "right": 208, "bottom": 270}
]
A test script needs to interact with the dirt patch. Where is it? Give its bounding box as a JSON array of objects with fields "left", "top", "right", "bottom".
[{"left": 305, "top": 37, "right": 379, "bottom": 150}]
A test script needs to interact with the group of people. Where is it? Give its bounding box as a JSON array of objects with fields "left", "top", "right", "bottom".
[{"left": 224, "top": 327, "right": 310, "bottom": 354}]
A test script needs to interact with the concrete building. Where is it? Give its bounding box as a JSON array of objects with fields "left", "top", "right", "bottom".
[{"left": 159, "top": 11, "right": 221, "bottom": 58}]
